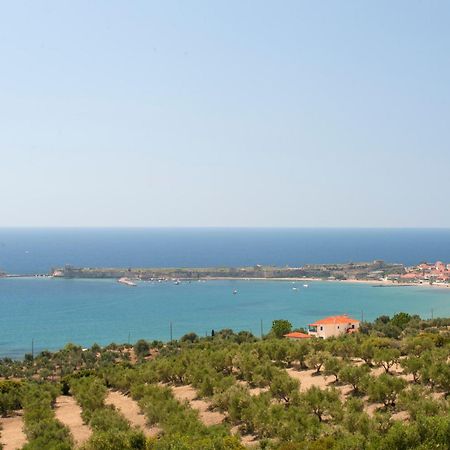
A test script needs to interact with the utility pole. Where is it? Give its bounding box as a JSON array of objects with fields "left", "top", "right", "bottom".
[
  {"left": 260, "top": 319, "right": 263, "bottom": 339},
  {"left": 128, "top": 332, "right": 131, "bottom": 345},
  {"left": 431, "top": 308, "right": 434, "bottom": 320},
  {"left": 170, "top": 322, "right": 173, "bottom": 342},
  {"left": 31, "top": 339, "right": 34, "bottom": 359},
  {"left": 361, "top": 310, "right": 364, "bottom": 323}
]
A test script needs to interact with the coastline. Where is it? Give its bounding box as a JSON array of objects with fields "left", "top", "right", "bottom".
[
  {"left": 4, "top": 259, "right": 450, "bottom": 290},
  {"left": 3, "top": 274, "right": 450, "bottom": 289},
  {"left": 202, "top": 276, "right": 450, "bottom": 289}
]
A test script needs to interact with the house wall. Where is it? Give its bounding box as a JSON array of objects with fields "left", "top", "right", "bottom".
[{"left": 310, "top": 322, "right": 359, "bottom": 338}]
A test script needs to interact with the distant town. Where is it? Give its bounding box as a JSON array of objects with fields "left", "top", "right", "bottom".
[{"left": 392, "top": 260, "right": 450, "bottom": 284}]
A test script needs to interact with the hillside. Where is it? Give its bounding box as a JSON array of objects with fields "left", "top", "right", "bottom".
[{"left": 1, "top": 313, "right": 450, "bottom": 449}]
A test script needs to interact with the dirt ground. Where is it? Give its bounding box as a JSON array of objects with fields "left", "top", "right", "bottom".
[
  {"left": 236, "top": 380, "right": 270, "bottom": 396},
  {"left": 371, "top": 363, "right": 414, "bottom": 382},
  {"left": 54, "top": 396, "right": 92, "bottom": 446},
  {"left": 231, "top": 425, "right": 260, "bottom": 447},
  {"left": 105, "top": 390, "right": 160, "bottom": 437},
  {"left": 287, "top": 367, "right": 354, "bottom": 402},
  {"left": 170, "top": 384, "right": 260, "bottom": 446},
  {"left": 286, "top": 368, "right": 333, "bottom": 391},
  {"left": 287, "top": 364, "right": 414, "bottom": 419},
  {"left": 171, "top": 384, "right": 225, "bottom": 426},
  {"left": 0, "top": 413, "right": 27, "bottom": 450}
]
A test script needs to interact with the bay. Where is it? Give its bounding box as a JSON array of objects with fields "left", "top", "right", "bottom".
[{"left": 1, "top": 277, "right": 450, "bottom": 358}]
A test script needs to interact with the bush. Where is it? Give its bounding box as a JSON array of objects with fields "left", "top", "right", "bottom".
[
  {"left": 81, "top": 429, "right": 147, "bottom": 450},
  {"left": 301, "top": 386, "right": 342, "bottom": 423},
  {"left": 89, "top": 406, "right": 130, "bottom": 432},
  {"left": 0, "top": 380, "right": 22, "bottom": 417},
  {"left": 71, "top": 377, "right": 107, "bottom": 422},
  {"left": 21, "top": 383, "right": 73, "bottom": 450},
  {"left": 271, "top": 320, "right": 292, "bottom": 339},
  {"left": 367, "top": 373, "right": 406, "bottom": 408},
  {"left": 181, "top": 332, "right": 199, "bottom": 343},
  {"left": 339, "top": 364, "right": 370, "bottom": 394},
  {"left": 134, "top": 340, "right": 151, "bottom": 359}
]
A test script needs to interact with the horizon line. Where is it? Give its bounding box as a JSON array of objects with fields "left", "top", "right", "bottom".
[{"left": 1, "top": 226, "right": 450, "bottom": 230}]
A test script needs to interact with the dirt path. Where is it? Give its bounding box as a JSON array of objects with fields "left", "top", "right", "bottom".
[
  {"left": 0, "top": 414, "right": 27, "bottom": 450},
  {"left": 171, "top": 385, "right": 225, "bottom": 426},
  {"left": 54, "top": 396, "right": 92, "bottom": 447},
  {"left": 105, "top": 390, "right": 160, "bottom": 437}
]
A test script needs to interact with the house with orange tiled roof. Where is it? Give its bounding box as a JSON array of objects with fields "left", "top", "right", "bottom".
[{"left": 308, "top": 314, "right": 359, "bottom": 339}]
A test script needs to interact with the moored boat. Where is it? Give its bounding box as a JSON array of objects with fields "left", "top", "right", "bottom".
[{"left": 118, "top": 277, "right": 137, "bottom": 286}]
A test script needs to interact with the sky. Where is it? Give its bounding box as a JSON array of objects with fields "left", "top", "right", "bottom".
[{"left": 0, "top": 1, "right": 449, "bottom": 227}]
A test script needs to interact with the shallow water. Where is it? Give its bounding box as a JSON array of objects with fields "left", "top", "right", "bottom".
[{"left": 1, "top": 277, "right": 449, "bottom": 358}]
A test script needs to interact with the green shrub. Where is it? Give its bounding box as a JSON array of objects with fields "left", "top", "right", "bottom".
[
  {"left": 0, "top": 380, "right": 22, "bottom": 417},
  {"left": 21, "top": 383, "right": 73, "bottom": 450}
]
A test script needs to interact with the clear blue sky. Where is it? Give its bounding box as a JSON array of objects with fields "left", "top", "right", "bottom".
[{"left": 1, "top": 1, "right": 449, "bottom": 227}]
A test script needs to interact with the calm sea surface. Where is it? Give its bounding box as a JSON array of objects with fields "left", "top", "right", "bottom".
[
  {"left": 1, "top": 277, "right": 450, "bottom": 358},
  {"left": 1, "top": 228, "right": 450, "bottom": 274},
  {"left": 1, "top": 228, "right": 450, "bottom": 358}
]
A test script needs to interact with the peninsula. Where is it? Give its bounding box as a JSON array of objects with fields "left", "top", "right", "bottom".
[
  {"left": 51, "top": 260, "right": 402, "bottom": 281},
  {"left": 47, "top": 260, "right": 450, "bottom": 287}
]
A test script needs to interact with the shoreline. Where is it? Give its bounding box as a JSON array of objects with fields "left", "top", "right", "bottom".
[
  {"left": 202, "top": 276, "right": 450, "bottom": 289},
  {"left": 3, "top": 274, "right": 447, "bottom": 290}
]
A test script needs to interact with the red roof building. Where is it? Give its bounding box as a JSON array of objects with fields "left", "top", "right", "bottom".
[{"left": 308, "top": 315, "right": 359, "bottom": 339}]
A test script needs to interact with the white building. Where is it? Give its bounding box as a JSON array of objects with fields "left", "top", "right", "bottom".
[{"left": 308, "top": 315, "right": 359, "bottom": 339}]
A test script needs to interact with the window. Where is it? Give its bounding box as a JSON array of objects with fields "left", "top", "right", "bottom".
[{"left": 320, "top": 326, "right": 323, "bottom": 331}]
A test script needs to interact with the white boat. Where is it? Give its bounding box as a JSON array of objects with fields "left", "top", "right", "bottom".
[
  {"left": 233, "top": 289, "right": 238, "bottom": 295},
  {"left": 292, "top": 287, "right": 298, "bottom": 291},
  {"left": 303, "top": 284, "right": 309, "bottom": 288},
  {"left": 118, "top": 277, "right": 137, "bottom": 287}
]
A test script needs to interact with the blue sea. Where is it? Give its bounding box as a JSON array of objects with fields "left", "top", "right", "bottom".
[
  {"left": 1, "top": 228, "right": 450, "bottom": 274},
  {"left": 1, "top": 228, "right": 450, "bottom": 358}
]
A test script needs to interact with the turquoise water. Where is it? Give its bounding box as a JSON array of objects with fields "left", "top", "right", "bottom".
[{"left": 1, "top": 277, "right": 450, "bottom": 358}]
